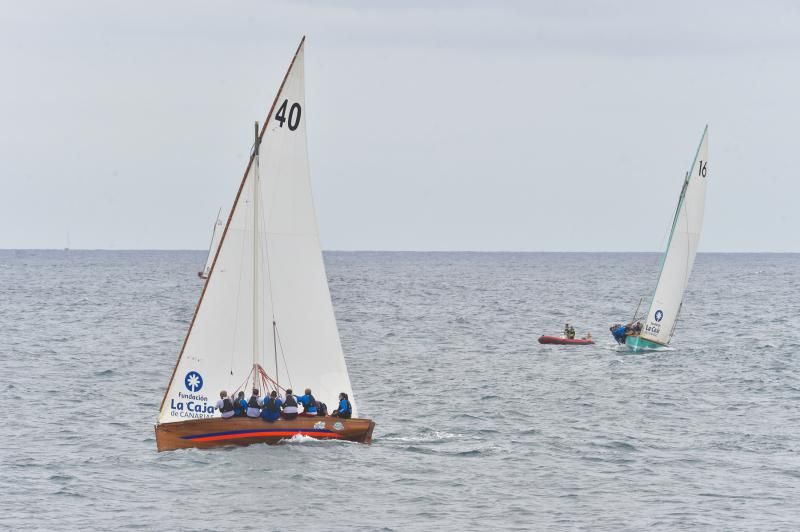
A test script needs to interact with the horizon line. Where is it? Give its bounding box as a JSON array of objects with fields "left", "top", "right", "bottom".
[{"left": 2, "top": 248, "right": 799, "bottom": 254}]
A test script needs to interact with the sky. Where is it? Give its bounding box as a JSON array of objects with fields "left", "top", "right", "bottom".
[{"left": 1, "top": 1, "right": 799, "bottom": 252}]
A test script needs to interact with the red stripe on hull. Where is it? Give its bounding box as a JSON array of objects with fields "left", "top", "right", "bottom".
[{"left": 191, "top": 431, "right": 343, "bottom": 442}]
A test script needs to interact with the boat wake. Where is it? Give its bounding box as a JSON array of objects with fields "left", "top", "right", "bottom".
[
  {"left": 282, "top": 434, "right": 354, "bottom": 445},
  {"left": 605, "top": 343, "right": 675, "bottom": 353},
  {"left": 381, "top": 430, "right": 462, "bottom": 444}
]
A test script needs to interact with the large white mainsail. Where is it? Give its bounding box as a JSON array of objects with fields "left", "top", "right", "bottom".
[
  {"left": 158, "top": 38, "right": 357, "bottom": 424},
  {"left": 198, "top": 208, "right": 224, "bottom": 279},
  {"left": 637, "top": 126, "right": 709, "bottom": 346}
]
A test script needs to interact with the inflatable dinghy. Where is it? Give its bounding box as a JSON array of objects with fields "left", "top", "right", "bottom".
[{"left": 538, "top": 335, "right": 595, "bottom": 345}]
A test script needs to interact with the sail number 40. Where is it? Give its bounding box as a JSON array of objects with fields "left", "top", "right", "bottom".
[
  {"left": 275, "top": 99, "right": 301, "bottom": 131},
  {"left": 698, "top": 160, "right": 707, "bottom": 177}
]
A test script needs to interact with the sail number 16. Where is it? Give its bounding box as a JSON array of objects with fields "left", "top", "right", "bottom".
[
  {"left": 275, "top": 99, "right": 301, "bottom": 131},
  {"left": 698, "top": 160, "right": 707, "bottom": 178}
]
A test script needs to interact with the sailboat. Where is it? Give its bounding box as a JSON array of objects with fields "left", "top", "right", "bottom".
[
  {"left": 155, "top": 37, "right": 375, "bottom": 451},
  {"left": 197, "top": 208, "right": 224, "bottom": 279},
  {"left": 611, "top": 126, "right": 709, "bottom": 353}
]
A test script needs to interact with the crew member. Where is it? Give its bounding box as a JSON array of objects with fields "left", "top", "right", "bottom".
[
  {"left": 260, "top": 391, "right": 283, "bottom": 422},
  {"left": 332, "top": 392, "right": 352, "bottom": 419},
  {"left": 216, "top": 390, "right": 235, "bottom": 419},
  {"left": 281, "top": 388, "right": 299, "bottom": 420},
  {"left": 610, "top": 324, "right": 627, "bottom": 344},
  {"left": 233, "top": 391, "right": 247, "bottom": 417},
  {"left": 296, "top": 388, "right": 318, "bottom": 416},
  {"left": 246, "top": 388, "right": 262, "bottom": 418}
]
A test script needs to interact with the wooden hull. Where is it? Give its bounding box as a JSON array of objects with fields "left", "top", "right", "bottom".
[
  {"left": 538, "top": 335, "right": 595, "bottom": 345},
  {"left": 155, "top": 416, "right": 375, "bottom": 452}
]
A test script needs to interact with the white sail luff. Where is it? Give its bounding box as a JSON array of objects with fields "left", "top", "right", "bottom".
[
  {"left": 639, "top": 126, "right": 709, "bottom": 345},
  {"left": 158, "top": 39, "right": 357, "bottom": 423}
]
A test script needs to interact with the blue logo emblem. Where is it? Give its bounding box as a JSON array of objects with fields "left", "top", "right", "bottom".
[
  {"left": 185, "top": 371, "right": 203, "bottom": 392},
  {"left": 654, "top": 310, "right": 664, "bottom": 322}
]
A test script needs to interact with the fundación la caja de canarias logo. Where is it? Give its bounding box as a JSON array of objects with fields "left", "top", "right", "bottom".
[
  {"left": 185, "top": 371, "right": 204, "bottom": 392},
  {"left": 169, "top": 370, "right": 215, "bottom": 418}
]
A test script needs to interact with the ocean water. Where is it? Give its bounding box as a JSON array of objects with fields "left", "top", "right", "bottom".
[{"left": 1, "top": 250, "right": 799, "bottom": 531}]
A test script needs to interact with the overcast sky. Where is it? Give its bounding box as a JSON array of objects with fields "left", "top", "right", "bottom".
[{"left": 2, "top": 1, "right": 798, "bottom": 251}]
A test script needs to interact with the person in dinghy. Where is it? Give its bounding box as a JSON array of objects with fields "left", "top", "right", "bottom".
[{"left": 538, "top": 324, "right": 595, "bottom": 345}]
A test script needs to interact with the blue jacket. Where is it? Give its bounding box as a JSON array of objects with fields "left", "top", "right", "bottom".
[
  {"left": 234, "top": 398, "right": 247, "bottom": 416},
  {"left": 297, "top": 394, "right": 318, "bottom": 414},
  {"left": 611, "top": 325, "right": 627, "bottom": 343},
  {"left": 338, "top": 398, "right": 351, "bottom": 416},
  {"left": 261, "top": 397, "right": 283, "bottom": 422}
]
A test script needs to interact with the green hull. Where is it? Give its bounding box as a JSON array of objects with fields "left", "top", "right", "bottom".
[{"left": 624, "top": 335, "right": 668, "bottom": 353}]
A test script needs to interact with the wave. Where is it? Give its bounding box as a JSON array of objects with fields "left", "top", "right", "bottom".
[{"left": 381, "top": 430, "right": 462, "bottom": 444}]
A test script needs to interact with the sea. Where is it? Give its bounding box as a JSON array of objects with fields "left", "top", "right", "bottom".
[{"left": 1, "top": 250, "right": 799, "bottom": 531}]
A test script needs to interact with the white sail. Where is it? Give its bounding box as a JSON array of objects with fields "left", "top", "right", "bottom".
[
  {"left": 158, "top": 39, "right": 357, "bottom": 423},
  {"left": 199, "top": 209, "right": 224, "bottom": 279},
  {"left": 639, "top": 126, "right": 709, "bottom": 345}
]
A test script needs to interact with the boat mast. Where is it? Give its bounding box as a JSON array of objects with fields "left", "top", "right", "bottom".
[
  {"left": 252, "top": 120, "right": 260, "bottom": 390},
  {"left": 630, "top": 297, "right": 643, "bottom": 325}
]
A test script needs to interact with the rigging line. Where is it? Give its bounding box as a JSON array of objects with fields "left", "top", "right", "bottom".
[
  {"left": 256, "top": 176, "right": 280, "bottom": 381},
  {"left": 252, "top": 178, "right": 283, "bottom": 392},
  {"left": 228, "top": 187, "right": 252, "bottom": 380},
  {"left": 676, "top": 187, "right": 692, "bottom": 341},
  {"left": 273, "top": 320, "right": 278, "bottom": 389},
  {"left": 677, "top": 175, "right": 692, "bottom": 292},
  {"left": 232, "top": 365, "right": 255, "bottom": 398},
  {"left": 255, "top": 369, "right": 267, "bottom": 395},
  {"left": 257, "top": 365, "right": 287, "bottom": 393},
  {"left": 256, "top": 365, "right": 278, "bottom": 395},
  {"left": 202, "top": 215, "right": 218, "bottom": 273},
  {"left": 262, "top": 370, "right": 275, "bottom": 395},
  {"left": 275, "top": 326, "right": 293, "bottom": 390},
  {"left": 684, "top": 200, "right": 691, "bottom": 290}
]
